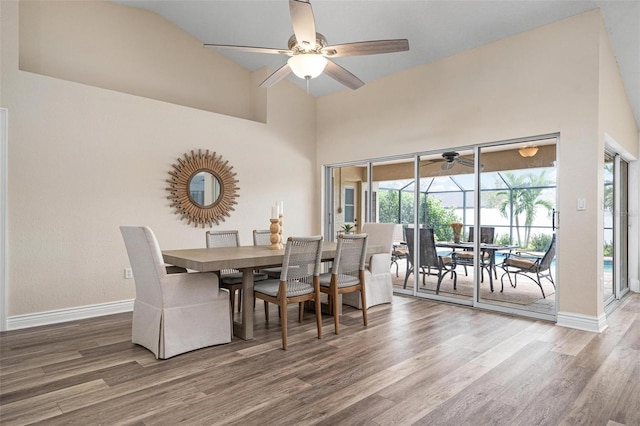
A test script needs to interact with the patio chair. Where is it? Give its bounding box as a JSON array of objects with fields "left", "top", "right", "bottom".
[
  {"left": 499, "top": 234, "right": 556, "bottom": 298},
  {"left": 253, "top": 236, "right": 324, "bottom": 350},
  {"left": 403, "top": 227, "right": 457, "bottom": 294},
  {"left": 120, "top": 226, "right": 232, "bottom": 359},
  {"left": 453, "top": 226, "right": 495, "bottom": 282},
  {"left": 390, "top": 224, "right": 407, "bottom": 277},
  {"left": 206, "top": 230, "right": 268, "bottom": 312},
  {"left": 319, "top": 233, "right": 368, "bottom": 334}
]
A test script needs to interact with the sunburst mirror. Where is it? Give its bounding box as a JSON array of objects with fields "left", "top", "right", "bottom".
[{"left": 166, "top": 150, "right": 239, "bottom": 228}]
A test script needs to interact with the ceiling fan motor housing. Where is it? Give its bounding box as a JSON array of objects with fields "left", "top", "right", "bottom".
[{"left": 288, "top": 32, "right": 328, "bottom": 53}]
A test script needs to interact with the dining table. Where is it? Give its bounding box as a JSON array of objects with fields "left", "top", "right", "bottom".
[
  {"left": 163, "top": 241, "right": 384, "bottom": 340},
  {"left": 435, "top": 241, "right": 518, "bottom": 291}
]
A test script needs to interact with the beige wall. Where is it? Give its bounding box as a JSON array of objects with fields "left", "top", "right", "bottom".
[
  {"left": 316, "top": 10, "right": 638, "bottom": 320},
  {"left": 19, "top": 1, "right": 258, "bottom": 121},
  {"left": 2, "top": 0, "right": 317, "bottom": 316},
  {"left": 2, "top": 2, "right": 637, "bottom": 324}
]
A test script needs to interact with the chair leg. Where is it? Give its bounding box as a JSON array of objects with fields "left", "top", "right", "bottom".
[
  {"left": 536, "top": 272, "right": 546, "bottom": 298},
  {"left": 264, "top": 300, "right": 269, "bottom": 322},
  {"left": 360, "top": 286, "right": 368, "bottom": 327},
  {"left": 298, "top": 302, "right": 304, "bottom": 322},
  {"left": 281, "top": 301, "right": 288, "bottom": 350},
  {"left": 315, "top": 293, "right": 323, "bottom": 340},
  {"left": 403, "top": 266, "right": 413, "bottom": 289},
  {"left": 229, "top": 289, "right": 236, "bottom": 313},
  {"left": 332, "top": 285, "right": 340, "bottom": 334}
]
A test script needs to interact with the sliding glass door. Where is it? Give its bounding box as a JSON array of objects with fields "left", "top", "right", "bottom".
[
  {"left": 603, "top": 151, "right": 630, "bottom": 307},
  {"left": 324, "top": 134, "right": 559, "bottom": 321},
  {"left": 476, "top": 141, "right": 557, "bottom": 317}
]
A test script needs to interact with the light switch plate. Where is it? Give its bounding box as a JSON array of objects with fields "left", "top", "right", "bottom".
[{"left": 577, "top": 198, "right": 586, "bottom": 211}]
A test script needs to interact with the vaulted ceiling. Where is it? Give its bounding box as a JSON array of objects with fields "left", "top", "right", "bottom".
[{"left": 115, "top": 1, "right": 640, "bottom": 127}]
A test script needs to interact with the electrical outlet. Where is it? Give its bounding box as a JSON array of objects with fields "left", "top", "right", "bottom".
[{"left": 124, "top": 268, "right": 133, "bottom": 279}]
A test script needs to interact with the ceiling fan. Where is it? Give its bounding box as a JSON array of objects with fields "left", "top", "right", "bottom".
[
  {"left": 440, "top": 152, "right": 474, "bottom": 170},
  {"left": 204, "top": 0, "right": 409, "bottom": 91}
]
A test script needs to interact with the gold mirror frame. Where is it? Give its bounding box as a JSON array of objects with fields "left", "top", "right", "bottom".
[{"left": 166, "top": 150, "right": 239, "bottom": 228}]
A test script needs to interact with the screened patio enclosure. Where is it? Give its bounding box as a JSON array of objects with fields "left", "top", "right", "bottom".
[
  {"left": 378, "top": 167, "right": 557, "bottom": 250},
  {"left": 326, "top": 137, "right": 558, "bottom": 320}
]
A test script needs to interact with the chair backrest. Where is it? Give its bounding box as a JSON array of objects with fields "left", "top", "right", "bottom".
[
  {"left": 206, "top": 230, "right": 240, "bottom": 248},
  {"left": 538, "top": 234, "right": 556, "bottom": 271},
  {"left": 405, "top": 228, "right": 440, "bottom": 269},
  {"left": 253, "top": 229, "right": 272, "bottom": 246},
  {"left": 279, "top": 236, "right": 323, "bottom": 284},
  {"left": 467, "top": 226, "right": 495, "bottom": 244},
  {"left": 361, "top": 222, "right": 396, "bottom": 252},
  {"left": 120, "top": 226, "right": 166, "bottom": 306},
  {"left": 392, "top": 224, "right": 405, "bottom": 243},
  {"left": 332, "top": 234, "right": 368, "bottom": 279}
]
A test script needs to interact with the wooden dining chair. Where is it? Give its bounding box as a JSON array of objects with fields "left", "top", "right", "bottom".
[
  {"left": 319, "top": 233, "right": 368, "bottom": 334},
  {"left": 252, "top": 229, "right": 283, "bottom": 278},
  {"left": 206, "top": 230, "right": 268, "bottom": 313},
  {"left": 253, "top": 236, "right": 324, "bottom": 350}
]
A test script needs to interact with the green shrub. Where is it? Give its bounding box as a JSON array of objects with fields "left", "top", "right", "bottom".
[
  {"left": 495, "top": 234, "right": 511, "bottom": 245},
  {"left": 529, "top": 233, "right": 552, "bottom": 251}
]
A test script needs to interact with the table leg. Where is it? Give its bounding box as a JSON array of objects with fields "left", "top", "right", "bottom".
[{"left": 233, "top": 267, "right": 254, "bottom": 340}]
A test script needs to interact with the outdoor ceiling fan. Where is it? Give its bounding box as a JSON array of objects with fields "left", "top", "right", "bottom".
[
  {"left": 204, "top": 0, "right": 409, "bottom": 91},
  {"left": 440, "top": 152, "right": 474, "bottom": 170}
]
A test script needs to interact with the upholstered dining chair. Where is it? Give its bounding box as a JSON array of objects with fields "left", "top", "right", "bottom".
[
  {"left": 120, "top": 226, "right": 232, "bottom": 359},
  {"left": 342, "top": 222, "right": 396, "bottom": 310},
  {"left": 403, "top": 227, "right": 457, "bottom": 294},
  {"left": 500, "top": 233, "right": 556, "bottom": 298},
  {"left": 253, "top": 236, "right": 324, "bottom": 350},
  {"left": 206, "top": 230, "right": 268, "bottom": 313},
  {"left": 319, "top": 233, "right": 368, "bottom": 334}
]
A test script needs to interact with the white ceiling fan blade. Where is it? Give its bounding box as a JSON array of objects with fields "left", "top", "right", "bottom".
[
  {"left": 259, "top": 63, "right": 292, "bottom": 88},
  {"left": 204, "top": 44, "right": 292, "bottom": 55},
  {"left": 322, "top": 39, "right": 409, "bottom": 57},
  {"left": 289, "top": 0, "right": 316, "bottom": 49},
  {"left": 323, "top": 60, "right": 365, "bottom": 90}
]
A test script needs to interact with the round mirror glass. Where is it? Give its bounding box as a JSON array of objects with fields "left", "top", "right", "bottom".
[{"left": 188, "top": 171, "right": 222, "bottom": 208}]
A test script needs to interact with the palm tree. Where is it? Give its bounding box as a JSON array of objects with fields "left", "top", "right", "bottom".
[{"left": 494, "top": 171, "right": 554, "bottom": 247}]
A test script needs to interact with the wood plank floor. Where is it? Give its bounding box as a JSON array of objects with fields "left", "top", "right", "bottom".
[{"left": 1, "top": 294, "right": 639, "bottom": 425}]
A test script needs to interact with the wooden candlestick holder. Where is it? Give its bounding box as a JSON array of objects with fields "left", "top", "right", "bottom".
[{"left": 269, "top": 218, "right": 282, "bottom": 250}]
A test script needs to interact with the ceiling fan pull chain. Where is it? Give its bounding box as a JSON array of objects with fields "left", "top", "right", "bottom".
[{"left": 306, "top": 76, "right": 310, "bottom": 94}]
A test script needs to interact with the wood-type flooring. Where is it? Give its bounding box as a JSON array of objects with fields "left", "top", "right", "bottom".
[{"left": 1, "top": 294, "right": 639, "bottom": 425}]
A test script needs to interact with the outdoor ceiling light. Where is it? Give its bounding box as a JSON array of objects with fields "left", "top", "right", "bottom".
[{"left": 519, "top": 146, "right": 539, "bottom": 157}]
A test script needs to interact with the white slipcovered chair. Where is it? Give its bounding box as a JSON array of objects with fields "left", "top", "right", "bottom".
[
  {"left": 120, "top": 226, "right": 232, "bottom": 359},
  {"left": 342, "top": 222, "right": 396, "bottom": 310}
]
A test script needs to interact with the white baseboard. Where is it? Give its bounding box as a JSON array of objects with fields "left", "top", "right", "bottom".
[
  {"left": 556, "top": 311, "right": 608, "bottom": 333},
  {"left": 7, "top": 299, "right": 134, "bottom": 331}
]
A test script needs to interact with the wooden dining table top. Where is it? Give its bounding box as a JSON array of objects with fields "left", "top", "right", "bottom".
[{"left": 162, "top": 241, "right": 339, "bottom": 273}]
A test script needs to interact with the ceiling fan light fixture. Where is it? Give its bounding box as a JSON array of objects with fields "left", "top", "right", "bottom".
[
  {"left": 519, "top": 146, "right": 539, "bottom": 157},
  {"left": 287, "top": 54, "right": 327, "bottom": 79}
]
